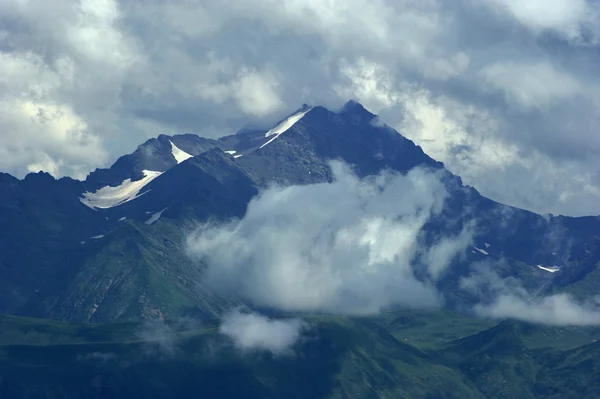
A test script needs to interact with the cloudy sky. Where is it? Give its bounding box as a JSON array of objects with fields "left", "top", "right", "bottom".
[{"left": 1, "top": 0, "right": 599, "bottom": 216}]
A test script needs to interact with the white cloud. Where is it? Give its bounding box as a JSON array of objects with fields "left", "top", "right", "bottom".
[
  {"left": 479, "top": 62, "right": 583, "bottom": 109},
  {"left": 187, "top": 161, "right": 472, "bottom": 314},
  {"left": 462, "top": 261, "right": 600, "bottom": 326},
  {"left": 198, "top": 67, "right": 284, "bottom": 117},
  {"left": 137, "top": 319, "right": 177, "bottom": 355},
  {"left": 336, "top": 58, "right": 405, "bottom": 113},
  {"left": 475, "top": 294, "right": 600, "bottom": 326},
  {"left": 220, "top": 309, "right": 307, "bottom": 355},
  {"left": 0, "top": 0, "right": 599, "bottom": 216},
  {"left": 382, "top": 89, "right": 600, "bottom": 216},
  {"left": 425, "top": 226, "right": 474, "bottom": 280},
  {"left": 0, "top": 0, "right": 130, "bottom": 178},
  {"left": 67, "top": 0, "right": 138, "bottom": 68},
  {"left": 0, "top": 51, "right": 109, "bottom": 178},
  {"left": 482, "top": 0, "right": 599, "bottom": 42}
]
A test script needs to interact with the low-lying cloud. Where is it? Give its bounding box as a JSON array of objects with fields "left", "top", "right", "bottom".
[
  {"left": 475, "top": 293, "right": 600, "bottom": 326},
  {"left": 220, "top": 310, "right": 307, "bottom": 355},
  {"left": 136, "top": 318, "right": 200, "bottom": 356},
  {"left": 187, "top": 160, "right": 473, "bottom": 314},
  {"left": 137, "top": 319, "right": 178, "bottom": 355},
  {"left": 462, "top": 261, "right": 600, "bottom": 326},
  {"left": 188, "top": 160, "right": 600, "bottom": 327}
]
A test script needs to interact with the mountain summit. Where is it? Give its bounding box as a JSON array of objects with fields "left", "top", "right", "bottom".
[
  {"left": 0, "top": 101, "right": 599, "bottom": 322},
  {"left": 83, "top": 134, "right": 224, "bottom": 192}
]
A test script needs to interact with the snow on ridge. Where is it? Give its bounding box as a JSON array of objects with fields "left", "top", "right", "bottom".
[
  {"left": 260, "top": 108, "right": 313, "bottom": 149},
  {"left": 537, "top": 265, "right": 560, "bottom": 273},
  {"left": 145, "top": 207, "right": 168, "bottom": 225},
  {"left": 170, "top": 140, "right": 193, "bottom": 163},
  {"left": 224, "top": 150, "right": 237, "bottom": 155},
  {"left": 234, "top": 154, "right": 243, "bottom": 159},
  {"left": 80, "top": 170, "right": 163, "bottom": 210},
  {"left": 474, "top": 247, "right": 489, "bottom": 255}
]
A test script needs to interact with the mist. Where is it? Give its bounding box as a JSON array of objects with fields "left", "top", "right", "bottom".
[
  {"left": 220, "top": 309, "right": 308, "bottom": 355},
  {"left": 462, "top": 261, "right": 600, "bottom": 326},
  {"left": 187, "top": 160, "right": 473, "bottom": 314}
]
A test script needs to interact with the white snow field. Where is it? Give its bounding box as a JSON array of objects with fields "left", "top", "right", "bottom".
[
  {"left": 170, "top": 140, "right": 193, "bottom": 163},
  {"left": 80, "top": 170, "right": 163, "bottom": 209}
]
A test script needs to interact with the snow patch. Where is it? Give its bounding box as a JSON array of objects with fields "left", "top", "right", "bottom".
[
  {"left": 234, "top": 154, "right": 244, "bottom": 159},
  {"left": 224, "top": 150, "right": 237, "bottom": 155},
  {"left": 170, "top": 140, "right": 193, "bottom": 164},
  {"left": 260, "top": 108, "right": 312, "bottom": 149},
  {"left": 484, "top": 243, "right": 491, "bottom": 248},
  {"left": 537, "top": 265, "right": 560, "bottom": 273},
  {"left": 91, "top": 235, "right": 104, "bottom": 239},
  {"left": 80, "top": 170, "right": 162, "bottom": 209},
  {"left": 145, "top": 208, "right": 168, "bottom": 225},
  {"left": 118, "top": 216, "right": 127, "bottom": 221},
  {"left": 474, "top": 247, "right": 489, "bottom": 255}
]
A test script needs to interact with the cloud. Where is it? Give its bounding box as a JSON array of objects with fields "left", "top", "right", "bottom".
[
  {"left": 480, "top": 0, "right": 599, "bottom": 42},
  {"left": 386, "top": 89, "right": 600, "bottom": 216},
  {"left": 1, "top": 0, "right": 599, "bottom": 216},
  {"left": 479, "top": 61, "right": 583, "bottom": 109},
  {"left": 475, "top": 294, "right": 600, "bottom": 326},
  {"left": 220, "top": 309, "right": 307, "bottom": 355},
  {"left": 137, "top": 320, "right": 177, "bottom": 356},
  {"left": 425, "top": 226, "right": 474, "bottom": 280},
  {"left": 197, "top": 67, "right": 284, "bottom": 116},
  {"left": 0, "top": 52, "right": 109, "bottom": 179},
  {"left": 462, "top": 261, "right": 600, "bottom": 326},
  {"left": 187, "top": 160, "right": 474, "bottom": 314},
  {"left": 459, "top": 260, "right": 527, "bottom": 299}
]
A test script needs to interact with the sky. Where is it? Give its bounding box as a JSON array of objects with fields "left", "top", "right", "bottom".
[{"left": 1, "top": 0, "right": 599, "bottom": 216}]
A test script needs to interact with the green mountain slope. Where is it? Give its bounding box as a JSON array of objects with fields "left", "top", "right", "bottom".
[
  {"left": 0, "top": 312, "right": 484, "bottom": 399},
  {"left": 1, "top": 311, "right": 599, "bottom": 399},
  {"left": 440, "top": 321, "right": 600, "bottom": 398},
  {"left": 19, "top": 220, "right": 238, "bottom": 323}
]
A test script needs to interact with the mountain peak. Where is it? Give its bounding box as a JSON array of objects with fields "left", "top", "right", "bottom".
[
  {"left": 340, "top": 99, "right": 373, "bottom": 116},
  {"left": 83, "top": 134, "right": 223, "bottom": 191},
  {"left": 23, "top": 170, "right": 56, "bottom": 182}
]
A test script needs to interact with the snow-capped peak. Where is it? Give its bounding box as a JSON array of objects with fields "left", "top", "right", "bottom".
[
  {"left": 170, "top": 140, "right": 193, "bottom": 164},
  {"left": 260, "top": 108, "right": 313, "bottom": 149},
  {"left": 80, "top": 170, "right": 163, "bottom": 209}
]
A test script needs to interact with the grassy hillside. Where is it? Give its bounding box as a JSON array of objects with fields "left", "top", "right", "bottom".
[{"left": 1, "top": 311, "right": 599, "bottom": 399}]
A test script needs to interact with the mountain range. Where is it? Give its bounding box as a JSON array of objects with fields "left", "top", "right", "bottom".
[
  {"left": 1, "top": 100, "right": 600, "bottom": 398},
  {"left": 1, "top": 100, "right": 598, "bottom": 322}
]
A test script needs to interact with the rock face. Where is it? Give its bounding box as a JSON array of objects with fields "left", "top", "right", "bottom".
[{"left": 1, "top": 101, "right": 599, "bottom": 322}]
